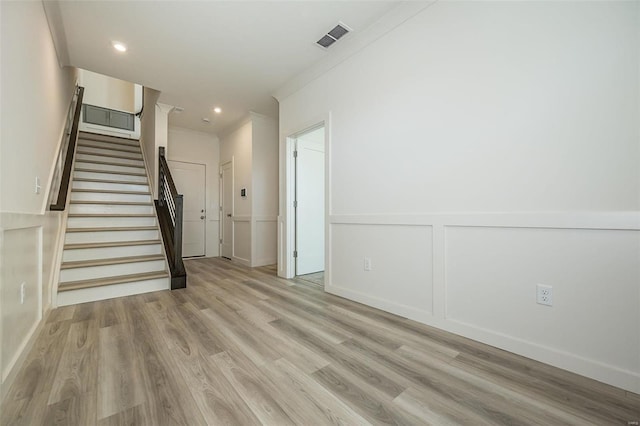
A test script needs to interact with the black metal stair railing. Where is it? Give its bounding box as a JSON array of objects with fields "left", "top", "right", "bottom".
[
  {"left": 155, "top": 146, "right": 186, "bottom": 289},
  {"left": 50, "top": 86, "right": 84, "bottom": 211}
]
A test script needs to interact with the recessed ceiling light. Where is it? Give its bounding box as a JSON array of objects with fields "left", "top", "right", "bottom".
[
  {"left": 213, "top": 107, "right": 222, "bottom": 114},
  {"left": 112, "top": 41, "right": 127, "bottom": 52}
]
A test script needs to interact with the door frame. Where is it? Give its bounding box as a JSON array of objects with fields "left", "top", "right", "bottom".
[
  {"left": 167, "top": 159, "right": 207, "bottom": 257},
  {"left": 280, "top": 113, "right": 331, "bottom": 283},
  {"left": 219, "top": 159, "right": 234, "bottom": 259}
]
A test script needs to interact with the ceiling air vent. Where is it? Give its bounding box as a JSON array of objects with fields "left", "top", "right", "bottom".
[{"left": 316, "top": 23, "right": 351, "bottom": 49}]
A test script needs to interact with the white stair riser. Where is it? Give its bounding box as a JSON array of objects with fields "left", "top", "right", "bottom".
[
  {"left": 70, "top": 204, "right": 154, "bottom": 215},
  {"left": 77, "top": 146, "right": 142, "bottom": 159},
  {"left": 72, "top": 180, "right": 149, "bottom": 192},
  {"left": 67, "top": 216, "right": 157, "bottom": 228},
  {"left": 60, "top": 259, "right": 166, "bottom": 282},
  {"left": 65, "top": 229, "right": 159, "bottom": 244},
  {"left": 79, "top": 135, "right": 139, "bottom": 146},
  {"left": 76, "top": 153, "right": 144, "bottom": 167},
  {"left": 71, "top": 192, "right": 151, "bottom": 203},
  {"left": 78, "top": 141, "right": 141, "bottom": 153},
  {"left": 74, "top": 171, "right": 147, "bottom": 183},
  {"left": 74, "top": 161, "right": 145, "bottom": 174},
  {"left": 56, "top": 277, "right": 170, "bottom": 307},
  {"left": 63, "top": 244, "right": 163, "bottom": 262}
]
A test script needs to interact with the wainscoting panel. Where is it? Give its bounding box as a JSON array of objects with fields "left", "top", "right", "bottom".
[
  {"left": 1, "top": 226, "right": 41, "bottom": 382},
  {"left": 329, "top": 223, "right": 434, "bottom": 320},
  {"left": 326, "top": 213, "right": 640, "bottom": 393},
  {"left": 445, "top": 226, "right": 640, "bottom": 376},
  {"left": 232, "top": 218, "right": 251, "bottom": 265},
  {"left": 253, "top": 218, "right": 277, "bottom": 266}
]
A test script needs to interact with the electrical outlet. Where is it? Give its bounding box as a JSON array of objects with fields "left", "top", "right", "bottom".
[
  {"left": 536, "top": 284, "right": 553, "bottom": 306},
  {"left": 20, "top": 282, "right": 25, "bottom": 304},
  {"left": 364, "top": 257, "right": 372, "bottom": 271}
]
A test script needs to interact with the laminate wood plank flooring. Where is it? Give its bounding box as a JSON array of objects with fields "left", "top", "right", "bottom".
[{"left": 2, "top": 257, "right": 638, "bottom": 425}]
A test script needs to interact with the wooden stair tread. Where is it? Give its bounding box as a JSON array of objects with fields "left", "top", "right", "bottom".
[
  {"left": 73, "top": 177, "right": 148, "bottom": 185},
  {"left": 70, "top": 200, "right": 152, "bottom": 206},
  {"left": 76, "top": 150, "right": 143, "bottom": 161},
  {"left": 77, "top": 142, "right": 141, "bottom": 154},
  {"left": 66, "top": 226, "right": 157, "bottom": 232},
  {"left": 74, "top": 159, "right": 145, "bottom": 168},
  {"left": 74, "top": 168, "right": 147, "bottom": 177},
  {"left": 64, "top": 239, "right": 161, "bottom": 250},
  {"left": 61, "top": 254, "right": 165, "bottom": 269},
  {"left": 72, "top": 188, "right": 150, "bottom": 195},
  {"left": 58, "top": 270, "right": 168, "bottom": 292},
  {"left": 68, "top": 213, "right": 155, "bottom": 218}
]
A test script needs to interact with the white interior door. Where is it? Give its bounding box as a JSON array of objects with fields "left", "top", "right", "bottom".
[
  {"left": 220, "top": 161, "right": 233, "bottom": 259},
  {"left": 168, "top": 161, "right": 206, "bottom": 257},
  {"left": 295, "top": 128, "right": 325, "bottom": 275}
]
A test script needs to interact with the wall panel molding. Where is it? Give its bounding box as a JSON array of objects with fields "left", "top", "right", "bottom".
[
  {"left": 327, "top": 212, "right": 640, "bottom": 393},
  {"left": 330, "top": 211, "right": 640, "bottom": 230}
]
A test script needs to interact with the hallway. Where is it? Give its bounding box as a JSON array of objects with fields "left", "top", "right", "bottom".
[{"left": 1, "top": 258, "right": 637, "bottom": 425}]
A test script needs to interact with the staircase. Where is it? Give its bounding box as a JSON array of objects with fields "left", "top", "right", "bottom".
[{"left": 56, "top": 132, "right": 170, "bottom": 306}]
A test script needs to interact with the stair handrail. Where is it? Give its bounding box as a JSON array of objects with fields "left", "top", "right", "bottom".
[
  {"left": 156, "top": 146, "right": 186, "bottom": 289},
  {"left": 50, "top": 85, "right": 84, "bottom": 211}
]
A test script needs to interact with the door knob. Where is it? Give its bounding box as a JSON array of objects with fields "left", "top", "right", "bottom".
[
  {"left": 226, "top": 214, "right": 232, "bottom": 217},
  {"left": 200, "top": 216, "right": 205, "bottom": 220},
  {"left": 201, "top": 209, "right": 204, "bottom": 213}
]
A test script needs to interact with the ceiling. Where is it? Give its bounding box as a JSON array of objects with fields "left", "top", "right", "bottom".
[{"left": 47, "top": 1, "right": 400, "bottom": 135}]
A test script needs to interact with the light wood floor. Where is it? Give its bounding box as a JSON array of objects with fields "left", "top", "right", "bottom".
[
  {"left": 296, "top": 271, "right": 324, "bottom": 286},
  {"left": 2, "top": 258, "right": 638, "bottom": 425}
]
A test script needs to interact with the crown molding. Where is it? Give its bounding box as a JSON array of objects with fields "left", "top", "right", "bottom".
[{"left": 272, "top": 1, "right": 435, "bottom": 102}]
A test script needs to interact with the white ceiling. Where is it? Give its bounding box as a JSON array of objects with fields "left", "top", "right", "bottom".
[{"left": 48, "top": 1, "right": 400, "bottom": 135}]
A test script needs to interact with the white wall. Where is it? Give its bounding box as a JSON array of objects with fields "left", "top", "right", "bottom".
[
  {"left": 139, "top": 90, "right": 174, "bottom": 200},
  {"left": 78, "top": 69, "right": 135, "bottom": 112},
  {"left": 252, "top": 114, "right": 279, "bottom": 266},
  {"left": 219, "top": 113, "right": 278, "bottom": 266},
  {"left": 278, "top": 1, "right": 640, "bottom": 392},
  {"left": 140, "top": 88, "right": 159, "bottom": 196},
  {"left": 167, "top": 126, "right": 220, "bottom": 257},
  {"left": 0, "top": 0, "right": 77, "bottom": 400},
  {"left": 220, "top": 120, "right": 253, "bottom": 264},
  {"left": 77, "top": 69, "right": 141, "bottom": 139}
]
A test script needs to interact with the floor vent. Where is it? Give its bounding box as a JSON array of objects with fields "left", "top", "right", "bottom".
[{"left": 316, "top": 23, "right": 351, "bottom": 49}]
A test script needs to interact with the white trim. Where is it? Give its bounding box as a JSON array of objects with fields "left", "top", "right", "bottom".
[
  {"left": 273, "top": 2, "right": 435, "bottom": 102},
  {"left": 231, "top": 256, "right": 251, "bottom": 267},
  {"left": 326, "top": 282, "right": 640, "bottom": 394},
  {"left": 232, "top": 215, "right": 251, "bottom": 221},
  {"left": 279, "top": 114, "right": 332, "bottom": 280},
  {"left": 327, "top": 213, "right": 640, "bottom": 393},
  {"left": 329, "top": 211, "right": 640, "bottom": 230},
  {"left": 219, "top": 159, "right": 234, "bottom": 259},
  {"left": 0, "top": 308, "right": 50, "bottom": 402},
  {"left": 217, "top": 111, "right": 274, "bottom": 140}
]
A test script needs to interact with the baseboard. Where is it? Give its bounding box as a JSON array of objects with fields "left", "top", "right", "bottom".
[
  {"left": 325, "top": 283, "right": 640, "bottom": 394},
  {"left": 252, "top": 257, "right": 277, "bottom": 267},
  {"left": 325, "top": 284, "right": 432, "bottom": 323},
  {"left": 1, "top": 308, "right": 50, "bottom": 403},
  {"left": 232, "top": 256, "right": 251, "bottom": 267}
]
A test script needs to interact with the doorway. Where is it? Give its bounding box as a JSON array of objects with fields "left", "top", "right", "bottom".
[
  {"left": 220, "top": 161, "right": 233, "bottom": 259},
  {"left": 167, "top": 160, "right": 206, "bottom": 257},
  {"left": 294, "top": 125, "right": 325, "bottom": 283}
]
